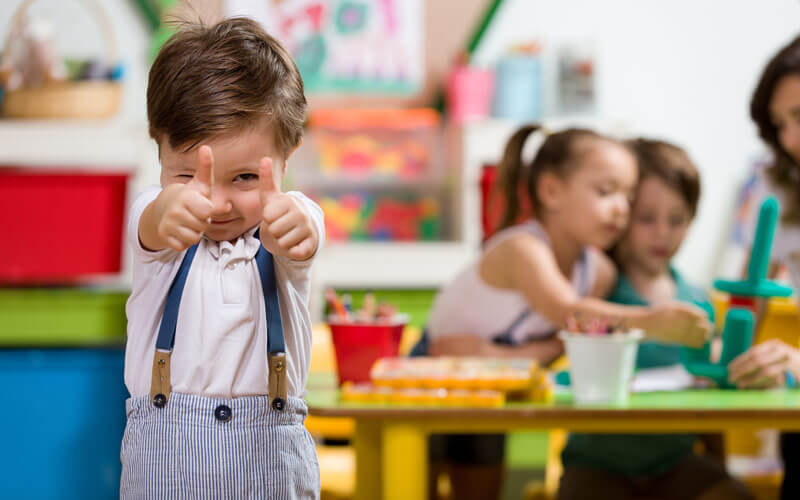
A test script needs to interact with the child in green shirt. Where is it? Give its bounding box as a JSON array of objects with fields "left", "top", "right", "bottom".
[{"left": 558, "top": 139, "right": 753, "bottom": 500}]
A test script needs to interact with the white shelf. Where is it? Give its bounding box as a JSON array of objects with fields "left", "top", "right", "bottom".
[
  {"left": 0, "top": 120, "right": 150, "bottom": 170},
  {"left": 313, "top": 241, "right": 478, "bottom": 289}
]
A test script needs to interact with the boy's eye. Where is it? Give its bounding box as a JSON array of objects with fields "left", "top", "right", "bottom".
[
  {"left": 669, "top": 215, "right": 687, "bottom": 227},
  {"left": 637, "top": 214, "right": 656, "bottom": 224},
  {"left": 235, "top": 173, "right": 259, "bottom": 182},
  {"left": 177, "top": 174, "right": 193, "bottom": 179}
]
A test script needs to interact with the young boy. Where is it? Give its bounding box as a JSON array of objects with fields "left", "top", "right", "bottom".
[
  {"left": 120, "top": 18, "right": 323, "bottom": 498},
  {"left": 558, "top": 139, "right": 752, "bottom": 500}
]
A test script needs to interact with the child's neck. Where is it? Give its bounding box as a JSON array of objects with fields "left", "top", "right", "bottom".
[
  {"left": 624, "top": 263, "right": 676, "bottom": 306},
  {"left": 539, "top": 217, "right": 584, "bottom": 277}
]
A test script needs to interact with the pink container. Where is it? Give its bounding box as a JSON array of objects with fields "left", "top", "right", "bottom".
[{"left": 446, "top": 65, "right": 494, "bottom": 124}]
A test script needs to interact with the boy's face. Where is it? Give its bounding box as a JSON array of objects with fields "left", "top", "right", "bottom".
[
  {"left": 159, "top": 122, "right": 287, "bottom": 243},
  {"left": 618, "top": 176, "right": 693, "bottom": 275}
]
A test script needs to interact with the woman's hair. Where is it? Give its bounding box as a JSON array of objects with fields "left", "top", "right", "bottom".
[
  {"left": 751, "top": 35, "right": 800, "bottom": 221},
  {"left": 627, "top": 138, "right": 701, "bottom": 216},
  {"left": 496, "top": 124, "right": 624, "bottom": 230}
]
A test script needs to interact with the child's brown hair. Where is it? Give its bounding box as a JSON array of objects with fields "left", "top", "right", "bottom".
[
  {"left": 147, "top": 17, "right": 306, "bottom": 157},
  {"left": 496, "top": 125, "right": 626, "bottom": 230},
  {"left": 627, "top": 138, "right": 701, "bottom": 216}
]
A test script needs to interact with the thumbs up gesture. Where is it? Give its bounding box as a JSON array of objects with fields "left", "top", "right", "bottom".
[
  {"left": 153, "top": 145, "right": 216, "bottom": 251},
  {"left": 258, "top": 157, "right": 319, "bottom": 261}
]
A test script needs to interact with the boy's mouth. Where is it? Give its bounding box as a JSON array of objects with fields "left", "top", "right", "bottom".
[
  {"left": 211, "top": 219, "right": 236, "bottom": 225},
  {"left": 649, "top": 247, "right": 669, "bottom": 258}
]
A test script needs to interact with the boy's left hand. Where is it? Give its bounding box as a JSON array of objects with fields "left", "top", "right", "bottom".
[{"left": 258, "top": 157, "right": 319, "bottom": 261}]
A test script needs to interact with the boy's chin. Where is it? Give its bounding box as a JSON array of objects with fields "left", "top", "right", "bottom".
[{"left": 204, "top": 227, "right": 245, "bottom": 243}]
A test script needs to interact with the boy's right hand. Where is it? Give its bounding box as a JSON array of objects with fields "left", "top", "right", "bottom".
[
  {"left": 152, "top": 146, "right": 215, "bottom": 251},
  {"left": 643, "top": 302, "right": 713, "bottom": 348}
]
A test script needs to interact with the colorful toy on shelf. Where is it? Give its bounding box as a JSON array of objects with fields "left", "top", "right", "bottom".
[
  {"left": 339, "top": 356, "right": 552, "bottom": 406},
  {"left": 682, "top": 197, "right": 793, "bottom": 388},
  {"left": 309, "top": 109, "right": 440, "bottom": 182},
  {"left": 317, "top": 193, "right": 442, "bottom": 242}
]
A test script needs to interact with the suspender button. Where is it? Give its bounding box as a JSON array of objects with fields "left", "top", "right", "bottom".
[
  {"left": 271, "top": 398, "right": 285, "bottom": 412},
  {"left": 214, "top": 404, "right": 232, "bottom": 422},
  {"left": 152, "top": 393, "right": 167, "bottom": 408}
]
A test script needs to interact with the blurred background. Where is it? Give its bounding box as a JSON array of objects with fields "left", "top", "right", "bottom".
[{"left": 1, "top": 1, "right": 799, "bottom": 499}]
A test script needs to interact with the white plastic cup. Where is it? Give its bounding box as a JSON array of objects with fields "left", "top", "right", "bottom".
[{"left": 558, "top": 329, "right": 643, "bottom": 405}]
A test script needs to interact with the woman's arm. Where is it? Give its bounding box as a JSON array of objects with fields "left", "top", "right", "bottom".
[{"left": 728, "top": 339, "right": 800, "bottom": 388}]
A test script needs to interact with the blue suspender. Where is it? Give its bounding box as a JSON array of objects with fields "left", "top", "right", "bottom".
[{"left": 150, "top": 231, "right": 287, "bottom": 411}]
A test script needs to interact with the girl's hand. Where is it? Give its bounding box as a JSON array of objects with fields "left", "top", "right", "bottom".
[
  {"left": 643, "top": 302, "right": 713, "bottom": 348},
  {"left": 728, "top": 339, "right": 800, "bottom": 389},
  {"left": 153, "top": 146, "right": 215, "bottom": 251},
  {"left": 258, "top": 157, "right": 319, "bottom": 261}
]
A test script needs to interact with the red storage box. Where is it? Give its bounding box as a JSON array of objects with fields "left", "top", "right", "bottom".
[
  {"left": 480, "top": 163, "right": 533, "bottom": 241},
  {"left": 0, "top": 168, "right": 129, "bottom": 284},
  {"left": 329, "top": 321, "right": 405, "bottom": 385}
]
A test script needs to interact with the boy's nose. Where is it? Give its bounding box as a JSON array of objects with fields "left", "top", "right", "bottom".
[
  {"left": 210, "top": 190, "right": 232, "bottom": 214},
  {"left": 654, "top": 220, "right": 670, "bottom": 238}
]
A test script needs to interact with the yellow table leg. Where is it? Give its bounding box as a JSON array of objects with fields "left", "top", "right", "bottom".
[
  {"left": 382, "top": 422, "right": 427, "bottom": 500},
  {"left": 353, "top": 420, "right": 381, "bottom": 500}
]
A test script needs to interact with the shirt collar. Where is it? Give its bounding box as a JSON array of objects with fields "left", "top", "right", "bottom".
[{"left": 206, "top": 226, "right": 261, "bottom": 261}]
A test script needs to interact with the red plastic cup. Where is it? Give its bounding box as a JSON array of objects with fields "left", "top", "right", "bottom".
[{"left": 328, "top": 321, "right": 406, "bottom": 385}]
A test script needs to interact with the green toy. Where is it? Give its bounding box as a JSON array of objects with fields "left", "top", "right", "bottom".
[{"left": 681, "top": 197, "right": 793, "bottom": 388}]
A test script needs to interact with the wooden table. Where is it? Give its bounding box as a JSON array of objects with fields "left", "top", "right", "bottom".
[{"left": 307, "top": 383, "right": 800, "bottom": 500}]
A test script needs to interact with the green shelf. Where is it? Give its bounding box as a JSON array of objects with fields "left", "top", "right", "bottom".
[{"left": 0, "top": 288, "right": 129, "bottom": 347}]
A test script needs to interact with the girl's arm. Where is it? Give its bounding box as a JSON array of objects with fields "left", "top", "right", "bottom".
[
  {"left": 429, "top": 334, "right": 564, "bottom": 366},
  {"left": 479, "top": 336, "right": 564, "bottom": 366},
  {"left": 481, "top": 234, "right": 711, "bottom": 348},
  {"left": 471, "top": 249, "right": 617, "bottom": 365}
]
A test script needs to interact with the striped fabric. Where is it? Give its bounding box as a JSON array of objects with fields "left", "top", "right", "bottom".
[{"left": 120, "top": 393, "right": 320, "bottom": 499}]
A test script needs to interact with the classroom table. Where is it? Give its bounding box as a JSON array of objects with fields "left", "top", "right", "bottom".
[{"left": 306, "top": 378, "right": 800, "bottom": 500}]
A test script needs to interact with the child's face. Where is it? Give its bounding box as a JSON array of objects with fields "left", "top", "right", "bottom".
[
  {"left": 770, "top": 74, "right": 800, "bottom": 165},
  {"left": 550, "top": 142, "right": 637, "bottom": 249},
  {"left": 618, "top": 176, "right": 693, "bottom": 274},
  {"left": 159, "top": 122, "right": 286, "bottom": 243}
]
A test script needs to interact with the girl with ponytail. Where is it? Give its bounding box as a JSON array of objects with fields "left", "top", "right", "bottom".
[{"left": 423, "top": 124, "right": 712, "bottom": 500}]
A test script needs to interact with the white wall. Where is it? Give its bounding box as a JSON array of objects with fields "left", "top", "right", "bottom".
[{"left": 473, "top": 0, "right": 800, "bottom": 285}]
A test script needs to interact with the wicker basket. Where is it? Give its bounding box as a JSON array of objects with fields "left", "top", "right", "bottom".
[{"left": 0, "top": 0, "right": 122, "bottom": 119}]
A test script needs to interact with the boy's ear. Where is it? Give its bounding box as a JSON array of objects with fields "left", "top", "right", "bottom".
[
  {"left": 282, "top": 138, "right": 302, "bottom": 174},
  {"left": 537, "top": 171, "right": 565, "bottom": 211}
]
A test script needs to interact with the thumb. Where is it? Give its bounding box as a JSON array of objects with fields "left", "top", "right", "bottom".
[
  {"left": 188, "top": 145, "right": 214, "bottom": 197},
  {"left": 259, "top": 156, "right": 281, "bottom": 205}
]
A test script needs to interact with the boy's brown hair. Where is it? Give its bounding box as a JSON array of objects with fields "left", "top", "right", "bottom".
[
  {"left": 147, "top": 17, "right": 306, "bottom": 157},
  {"left": 627, "top": 138, "right": 701, "bottom": 216}
]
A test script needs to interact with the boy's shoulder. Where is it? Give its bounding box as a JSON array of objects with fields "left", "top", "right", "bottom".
[{"left": 606, "top": 274, "right": 646, "bottom": 306}]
